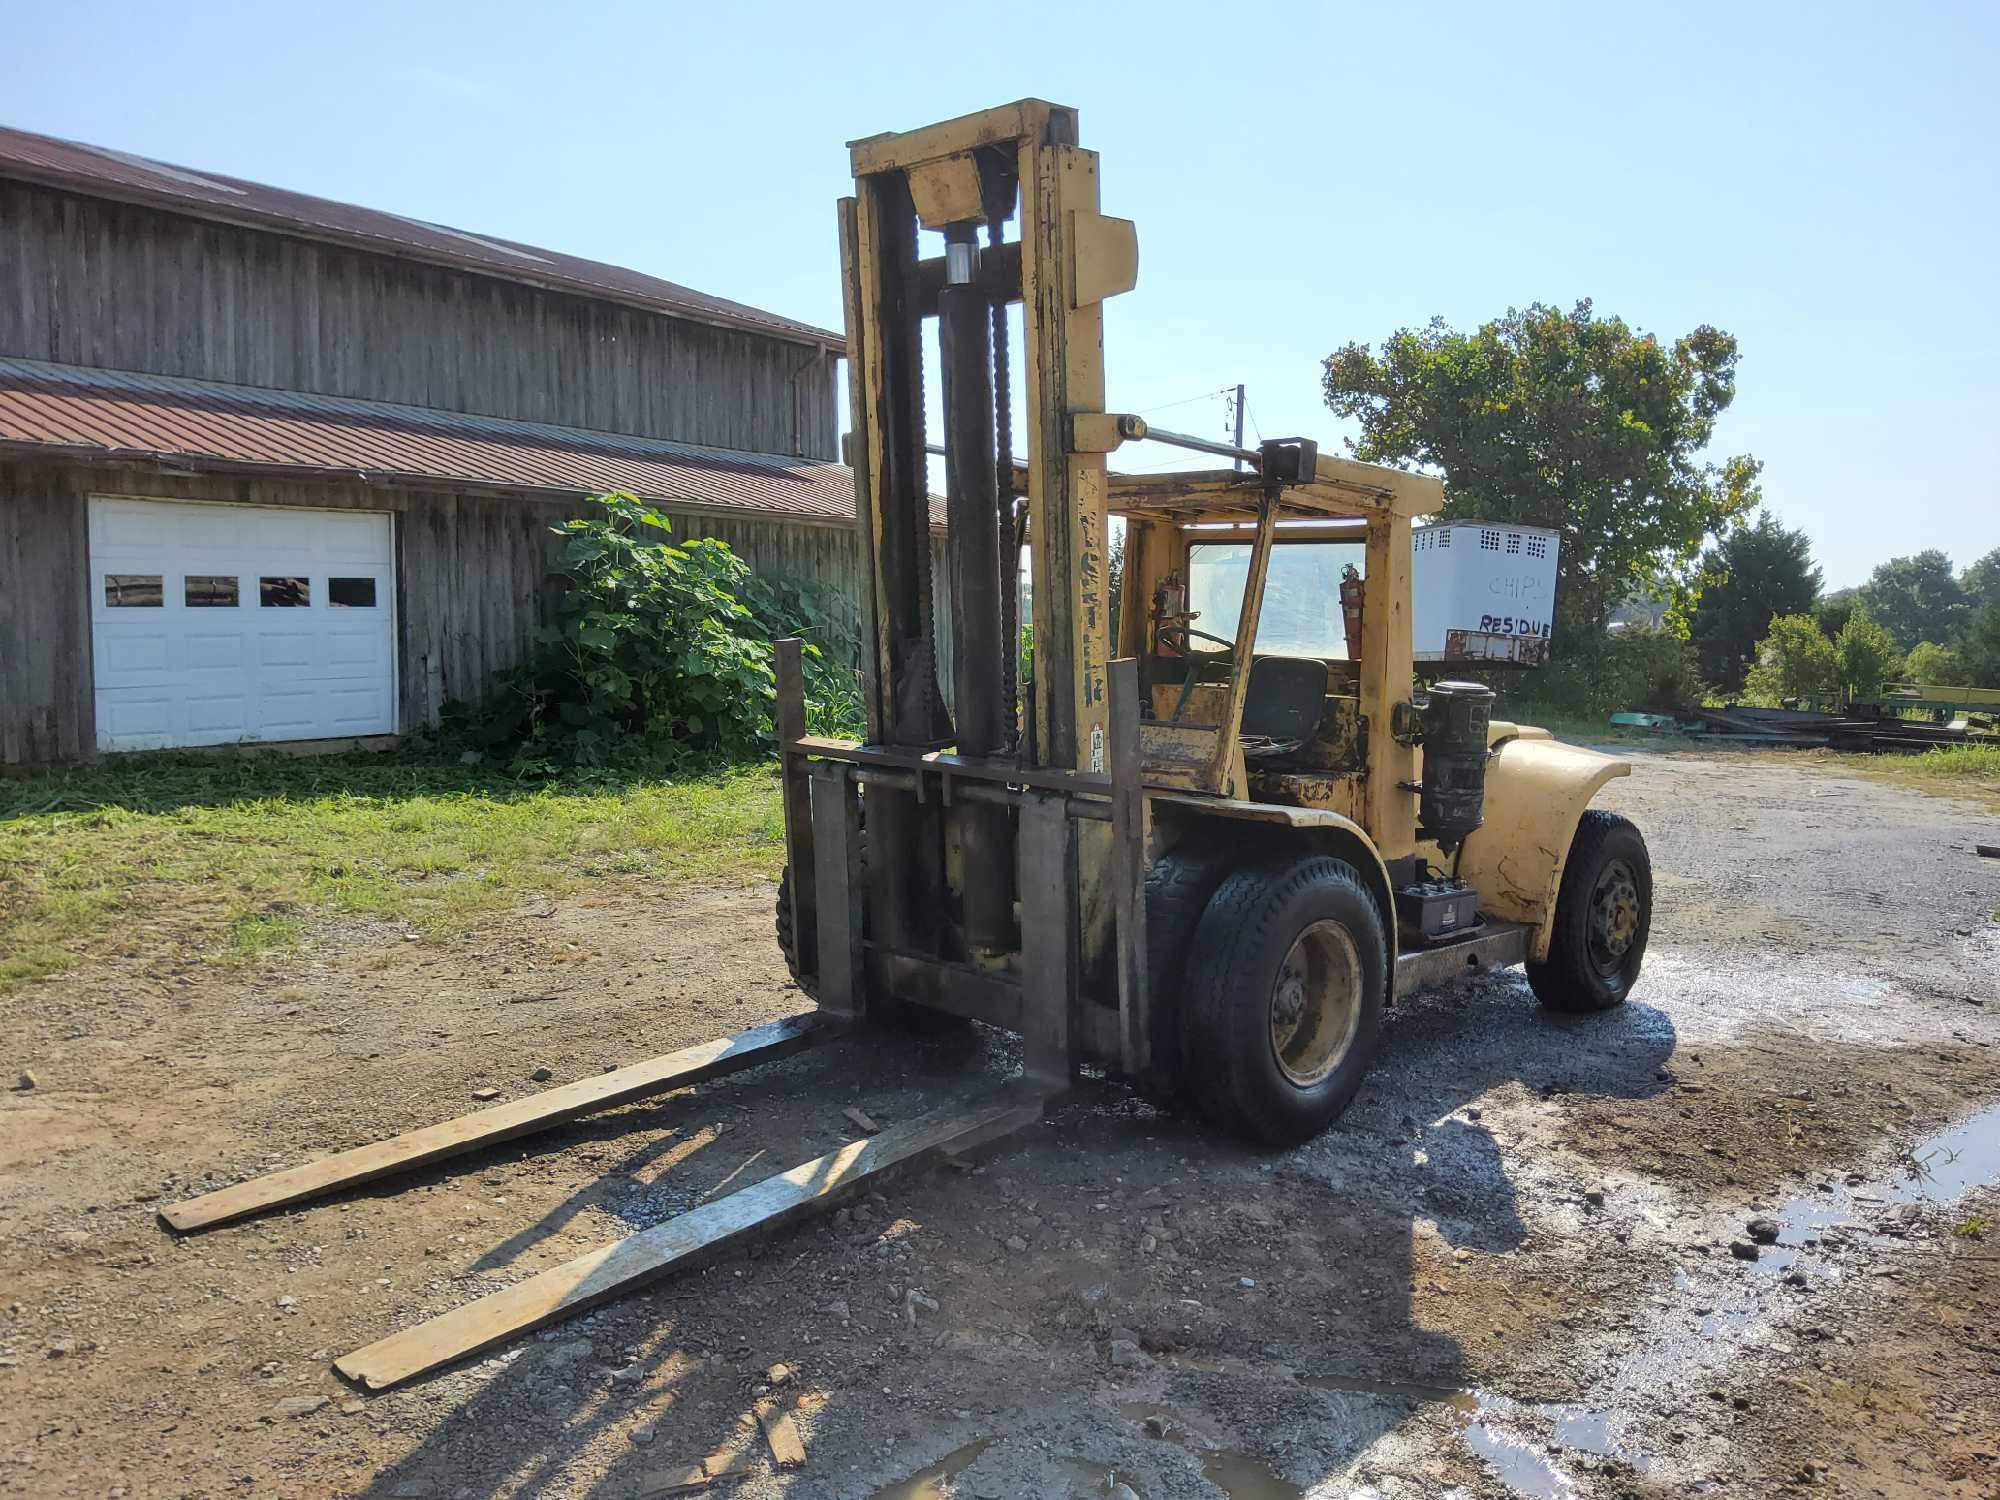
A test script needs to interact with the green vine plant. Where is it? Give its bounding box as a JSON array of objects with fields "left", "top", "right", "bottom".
[
  {"left": 464, "top": 493, "right": 864, "bottom": 774},
  {"left": 739, "top": 572, "right": 867, "bottom": 738}
]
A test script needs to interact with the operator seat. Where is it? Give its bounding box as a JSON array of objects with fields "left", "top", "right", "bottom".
[{"left": 1238, "top": 655, "right": 1328, "bottom": 756}]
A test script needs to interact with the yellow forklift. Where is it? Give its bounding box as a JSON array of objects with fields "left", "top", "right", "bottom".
[
  {"left": 774, "top": 97, "right": 1650, "bottom": 1142},
  {"left": 156, "top": 100, "right": 1650, "bottom": 1390}
]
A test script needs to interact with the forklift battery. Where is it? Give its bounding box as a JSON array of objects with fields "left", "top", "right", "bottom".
[{"left": 1395, "top": 879, "right": 1481, "bottom": 941}]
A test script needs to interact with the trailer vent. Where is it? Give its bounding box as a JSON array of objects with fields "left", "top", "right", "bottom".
[
  {"left": 1526, "top": 536, "right": 1548, "bottom": 559},
  {"left": 1505, "top": 533, "right": 1521, "bottom": 554},
  {"left": 1480, "top": 529, "right": 1502, "bottom": 551}
]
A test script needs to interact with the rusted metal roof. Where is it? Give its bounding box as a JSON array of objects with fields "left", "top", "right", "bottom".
[
  {"left": 0, "top": 125, "right": 844, "bottom": 354},
  {"left": 0, "top": 358, "right": 926, "bottom": 527}
]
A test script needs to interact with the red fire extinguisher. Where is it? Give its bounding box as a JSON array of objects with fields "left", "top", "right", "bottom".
[
  {"left": 1153, "top": 572, "right": 1189, "bottom": 655},
  {"left": 1339, "top": 564, "right": 1365, "bottom": 656}
]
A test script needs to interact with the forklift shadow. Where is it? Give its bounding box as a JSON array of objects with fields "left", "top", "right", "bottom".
[
  {"left": 1214, "top": 970, "right": 1678, "bottom": 1476},
  {"left": 1012, "top": 969, "right": 1679, "bottom": 1489},
  {"left": 349, "top": 980, "right": 1672, "bottom": 1499},
  {"left": 1306, "top": 965, "right": 1680, "bottom": 1266}
]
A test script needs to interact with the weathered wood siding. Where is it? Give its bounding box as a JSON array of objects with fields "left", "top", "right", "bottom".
[
  {"left": 0, "top": 460, "right": 936, "bottom": 764},
  {"left": 0, "top": 467, "right": 93, "bottom": 761},
  {"left": 0, "top": 459, "right": 577, "bottom": 761},
  {"left": 0, "top": 182, "right": 839, "bottom": 459}
]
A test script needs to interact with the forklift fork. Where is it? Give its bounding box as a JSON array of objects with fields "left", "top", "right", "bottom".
[
  {"left": 334, "top": 1085, "right": 1046, "bottom": 1390},
  {"left": 157, "top": 1015, "right": 833, "bottom": 1235}
]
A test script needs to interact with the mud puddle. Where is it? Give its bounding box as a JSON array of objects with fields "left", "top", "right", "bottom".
[
  {"left": 866, "top": 1438, "right": 992, "bottom": 1499},
  {"left": 1762, "top": 1094, "right": 2000, "bottom": 1263},
  {"left": 1308, "top": 1102, "right": 2000, "bottom": 1499},
  {"left": 1597, "top": 1097, "right": 2000, "bottom": 1473},
  {"left": 1110, "top": 1403, "right": 1304, "bottom": 1498},
  {"left": 1294, "top": 1376, "right": 1645, "bottom": 1498},
  {"left": 1681, "top": 1097, "right": 2000, "bottom": 1340}
]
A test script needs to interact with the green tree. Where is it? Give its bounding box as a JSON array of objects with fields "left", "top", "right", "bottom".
[
  {"left": 1606, "top": 625, "right": 1704, "bottom": 711},
  {"left": 1323, "top": 300, "right": 1762, "bottom": 646},
  {"left": 1813, "top": 587, "right": 1858, "bottom": 642},
  {"left": 1688, "top": 511, "right": 1821, "bottom": 694},
  {"left": 1743, "top": 614, "right": 1839, "bottom": 704},
  {"left": 1855, "top": 550, "right": 1965, "bottom": 651},
  {"left": 1904, "top": 641, "right": 1968, "bottom": 685},
  {"left": 1956, "top": 604, "right": 2000, "bottom": 688},
  {"left": 1834, "top": 608, "right": 1902, "bottom": 702},
  {"left": 1960, "top": 547, "right": 2000, "bottom": 611}
]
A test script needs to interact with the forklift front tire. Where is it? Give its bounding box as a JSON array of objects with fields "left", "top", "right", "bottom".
[
  {"left": 1182, "top": 856, "right": 1388, "bottom": 1147},
  {"left": 1526, "top": 810, "right": 1651, "bottom": 1014},
  {"left": 1133, "top": 844, "right": 1233, "bottom": 1113}
]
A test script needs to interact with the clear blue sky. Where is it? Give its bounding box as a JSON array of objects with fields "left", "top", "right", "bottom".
[{"left": 9, "top": 0, "right": 1996, "bottom": 588}]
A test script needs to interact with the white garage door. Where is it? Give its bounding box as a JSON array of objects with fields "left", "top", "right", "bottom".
[{"left": 88, "top": 496, "right": 397, "bottom": 751}]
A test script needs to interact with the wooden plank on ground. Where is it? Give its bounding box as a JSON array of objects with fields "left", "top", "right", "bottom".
[
  {"left": 159, "top": 1014, "right": 830, "bottom": 1234},
  {"left": 334, "top": 1086, "right": 1047, "bottom": 1390},
  {"left": 635, "top": 1447, "right": 759, "bottom": 1497},
  {"left": 756, "top": 1398, "right": 807, "bottom": 1468}
]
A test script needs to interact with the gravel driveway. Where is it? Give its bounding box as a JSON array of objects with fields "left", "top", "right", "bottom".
[{"left": 2, "top": 749, "right": 1996, "bottom": 1499}]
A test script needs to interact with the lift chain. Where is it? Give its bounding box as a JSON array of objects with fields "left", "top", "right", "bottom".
[
  {"left": 991, "top": 214, "right": 1019, "bottom": 755},
  {"left": 907, "top": 243, "right": 949, "bottom": 739}
]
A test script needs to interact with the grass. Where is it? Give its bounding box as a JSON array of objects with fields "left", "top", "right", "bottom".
[
  {"left": 1814, "top": 741, "right": 2000, "bottom": 812},
  {"left": 0, "top": 749, "right": 785, "bottom": 992}
]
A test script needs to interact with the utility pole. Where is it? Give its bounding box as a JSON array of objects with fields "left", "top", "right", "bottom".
[{"left": 1230, "top": 383, "right": 1246, "bottom": 472}]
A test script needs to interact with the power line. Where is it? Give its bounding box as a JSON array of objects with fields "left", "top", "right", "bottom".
[{"left": 1135, "top": 388, "right": 1232, "bottom": 416}]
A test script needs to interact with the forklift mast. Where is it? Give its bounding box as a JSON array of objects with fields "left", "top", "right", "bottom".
[
  {"left": 773, "top": 100, "right": 1143, "bottom": 1087},
  {"left": 842, "top": 98, "right": 1132, "bottom": 771}
]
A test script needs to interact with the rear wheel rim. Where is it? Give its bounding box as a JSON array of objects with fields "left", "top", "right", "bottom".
[
  {"left": 1268, "top": 919, "right": 1363, "bottom": 1087},
  {"left": 1587, "top": 857, "right": 1642, "bottom": 976}
]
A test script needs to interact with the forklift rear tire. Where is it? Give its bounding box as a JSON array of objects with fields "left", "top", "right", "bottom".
[
  {"left": 1526, "top": 810, "right": 1651, "bottom": 1013},
  {"left": 774, "top": 862, "right": 819, "bottom": 997},
  {"left": 1181, "top": 856, "right": 1388, "bottom": 1147},
  {"left": 774, "top": 863, "right": 970, "bottom": 1033}
]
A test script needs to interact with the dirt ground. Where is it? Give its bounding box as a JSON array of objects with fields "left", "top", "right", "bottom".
[{"left": 3, "top": 750, "right": 1998, "bottom": 1500}]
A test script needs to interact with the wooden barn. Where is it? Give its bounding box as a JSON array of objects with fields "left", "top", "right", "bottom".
[{"left": 0, "top": 125, "right": 933, "bottom": 763}]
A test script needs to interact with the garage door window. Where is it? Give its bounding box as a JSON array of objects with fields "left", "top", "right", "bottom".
[
  {"left": 185, "top": 575, "right": 240, "bottom": 608},
  {"left": 328, "top": 577, "right": 378, "bottom": 608},
  {"left": 105, "top": 574, "right": 163, "bottom": 607},
  {"left": 260, "top": 576, "right": 310, "bottom": 608}
]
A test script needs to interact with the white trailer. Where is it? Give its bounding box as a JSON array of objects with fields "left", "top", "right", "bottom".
[{"left": 1411, "top": 520, "right": 1561, "bottom": 666}]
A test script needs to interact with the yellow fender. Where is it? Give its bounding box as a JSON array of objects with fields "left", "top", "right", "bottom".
[
  {"left": 1454, "top": 735, "right": 1631, "bottom": 962},
  {"left": 1150, "top": 792, "right": 1399, "bottom": 961}
]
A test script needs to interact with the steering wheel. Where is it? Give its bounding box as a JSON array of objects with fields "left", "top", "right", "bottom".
[
  {"left": 1164, "top": 627, "right": 1239, "bottom": 722},
  {"left": 1158, "top": 623, "right": 1236, "bottom": 655}
]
